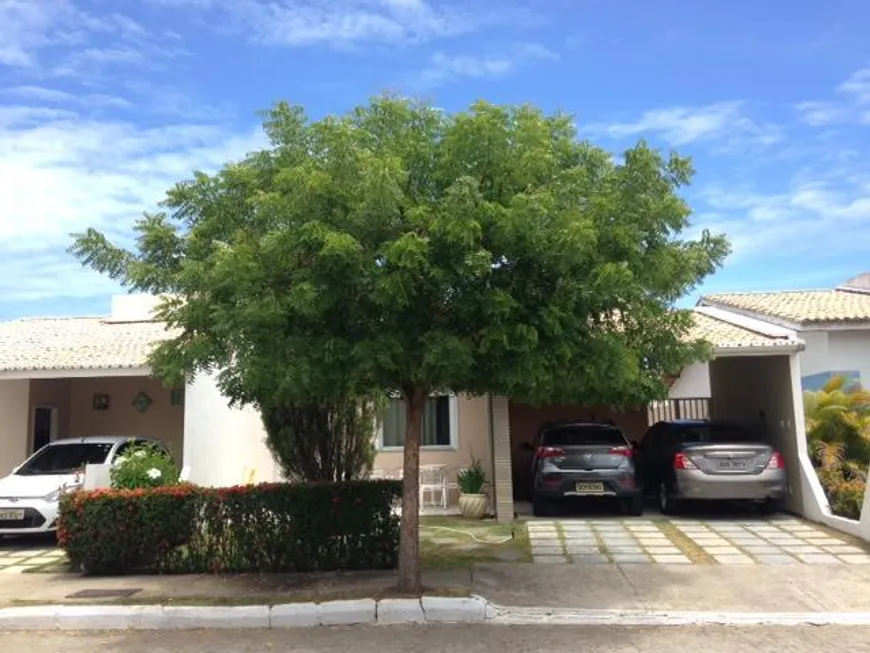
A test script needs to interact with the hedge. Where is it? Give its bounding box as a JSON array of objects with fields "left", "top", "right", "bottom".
[{"left": 58, "top": 480, "right": 402, "bottom": 575}]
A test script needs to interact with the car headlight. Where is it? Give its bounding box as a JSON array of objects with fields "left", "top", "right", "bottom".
[
  {"left": 43, "top": 488, "right": 62, "bottom": 502},
  {"left": 43, "top": 483, "right": 83, "bottom": 502}
]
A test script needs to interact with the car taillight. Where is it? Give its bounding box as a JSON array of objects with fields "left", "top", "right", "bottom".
[
  {"left": 674, "top": 452, "right": 697, "bottom": 470},
  {"left": 609, "top": 446, "right": 633, "bottom": 458},
  {"left": 767, "top": 451, "right": 785, "bottom": 469},
  {"left": 537, "top": 446, "right": 566, "bottom": 459}
]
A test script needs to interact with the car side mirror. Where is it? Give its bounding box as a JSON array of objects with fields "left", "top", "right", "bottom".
[{"left": 519, "top": 441, "right": 534, "bottom": 452}]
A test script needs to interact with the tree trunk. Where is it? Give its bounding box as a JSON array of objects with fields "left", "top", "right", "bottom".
[{"left": 397, "top": 388, "right": 426, "bottom": 595}]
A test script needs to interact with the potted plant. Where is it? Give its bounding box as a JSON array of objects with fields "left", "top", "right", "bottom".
[{"left": 456, "top": 456, "right": 489, "bottom": 519}]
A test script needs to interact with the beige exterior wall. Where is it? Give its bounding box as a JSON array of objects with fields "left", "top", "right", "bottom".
[
  {"left": 0, "top": 380, "right": 30, "bottom": 476},
  {"left": 373, "top": 394, "right": 491, "bottom": 504},
  {"left": 67, "top": 376, "right": 185, "bottom": 461},
  {"left": 22, "top": 376, "right": 184, "bottom": 463}
]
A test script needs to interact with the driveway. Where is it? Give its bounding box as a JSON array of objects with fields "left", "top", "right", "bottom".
[
  {"left": 0, "top": 535, "right": 65, "bottom": 574},
  {"left": 528, "top": 515, "right": 869, "bottom": 565}
]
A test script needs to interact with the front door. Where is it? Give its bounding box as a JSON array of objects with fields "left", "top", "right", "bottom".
[{"left": 32, "top": 406, "right": 56, "bottom": 453}]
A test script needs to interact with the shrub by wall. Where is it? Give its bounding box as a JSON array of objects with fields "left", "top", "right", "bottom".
[
  {"left": 110, "top": 443, "right": 180, "bottom": 490},
  {"left": 58, "top": 480, "right": 402, "bottom": 575}
]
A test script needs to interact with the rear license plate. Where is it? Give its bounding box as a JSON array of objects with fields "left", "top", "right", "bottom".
[
  {"left": 717, "top": 460, "right": 747, "bottom": 470},
  {"left": 575, "top": 482, "right": 605, "bottom": 493},
  {"left": 0, "top": 509, "right": 25, "bottom": 521}
]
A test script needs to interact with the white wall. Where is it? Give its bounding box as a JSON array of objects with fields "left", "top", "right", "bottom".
[
  {"left": 668, "top": 362, "right": 711, "bottom": 399},
  {"left": 109, "top": 294, "right": 166, "bottom": 322},
  {"left": 0, "top": 380, "right": 30, "bottom": 476},
  {"left": 183, "top": 372, "right": 279, "bottom": 487},
  {"left": 798, "top": 330, "right": 831, "bottom": 377},
  {"left": 798, "top": 328, "right": 870, "bottom": 390},
  {"left": 828, "top": 330, "right": 870, "bottom": 386}
]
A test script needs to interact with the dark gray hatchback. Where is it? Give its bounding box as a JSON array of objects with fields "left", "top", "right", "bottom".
[{"left": 525, "top": 421, "right": 643, "bottom": 517}]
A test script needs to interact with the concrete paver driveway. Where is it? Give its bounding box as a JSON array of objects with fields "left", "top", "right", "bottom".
[
  {"left": 0, "top": 536, "right": 66, "bottom": 574},
  {"left": 528, "top": 515, "right": 870, "bottom": 565}
]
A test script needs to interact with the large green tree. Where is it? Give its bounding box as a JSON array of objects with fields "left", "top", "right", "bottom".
[{"left": 71, "top": 96, "right": 729, "bottom": 593}]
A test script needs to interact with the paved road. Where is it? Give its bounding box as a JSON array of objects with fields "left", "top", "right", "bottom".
[{"left": 3, "top": 625, "right": 870, "bottom": 652}]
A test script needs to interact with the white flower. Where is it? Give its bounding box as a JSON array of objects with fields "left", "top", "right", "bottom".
[
  {"left": 134, "top": 450, "right": 147, "bottom": 458},
  {"left": 146, "top": 468, "right": 162, "bottom": 480}
]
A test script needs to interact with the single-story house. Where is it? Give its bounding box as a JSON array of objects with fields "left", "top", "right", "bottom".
[
  {"left": 698, "top": 271, "right": 870, "bottom": 392},
  {"left": 0, "top": 293, "right": 858, "bottom": 539}
]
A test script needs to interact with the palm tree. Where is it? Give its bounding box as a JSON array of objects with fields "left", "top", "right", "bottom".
[{"left": 804, "top": 375, "right": 870, "bottom": 519}]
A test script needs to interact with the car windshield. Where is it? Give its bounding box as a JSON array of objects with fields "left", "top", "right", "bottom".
[
  {"left": 15, "top": 443, "right": 114, "bottom": 476},
  {"left": 680, "top": 424, "right": 757, "bottom": 444},
  {"left": 542, "top": 426, "right": 626, "bottom": 447}
]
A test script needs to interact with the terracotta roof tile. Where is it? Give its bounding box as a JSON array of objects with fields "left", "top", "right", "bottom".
[
  {"left": 0, "top": 307, "right": 798, "bottom": 375},
  {"left": 701, "top": 289, "right": 870, "bottom": 326},
  {"left": 688, "top": 310, "right": 802, "bottom": 350},
  {"left": 0, "top": 317, "right": 177, "bottom": 373}
]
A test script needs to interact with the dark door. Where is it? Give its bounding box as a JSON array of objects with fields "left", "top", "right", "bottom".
[{"left": 32, "top": 407, "right": 54, "bottom": 453}]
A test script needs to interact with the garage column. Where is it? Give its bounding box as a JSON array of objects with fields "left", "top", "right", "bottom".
[{"left": 490, "top": 395, "right": 514, "bottom": 523}]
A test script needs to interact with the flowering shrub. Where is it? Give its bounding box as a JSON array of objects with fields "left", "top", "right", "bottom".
[
  {"left": 58, "top": 480, "right": 402, "bottom": 575},
  {"left": 110, "top": 443, "right": 180, "bottom": 490}
]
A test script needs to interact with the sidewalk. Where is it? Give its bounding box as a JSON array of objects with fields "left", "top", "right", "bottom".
[
  {"left": 4, "top": 563, "right": 870, "bottom": 614},
  {"left": 0, "top": 568, "right": 473, "bottom": 607},
  {"left": 472, "top": 563, "right": 870, "bottom": 612}
]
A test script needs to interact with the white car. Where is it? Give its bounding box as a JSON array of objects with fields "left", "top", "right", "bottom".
[{"left": 0, "top": 436, "right": 170, "bottom": 537}]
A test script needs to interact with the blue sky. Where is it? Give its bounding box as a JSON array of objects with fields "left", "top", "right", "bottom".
[{"left": 1, "top": 0, "right": 869, "bottom": 318}]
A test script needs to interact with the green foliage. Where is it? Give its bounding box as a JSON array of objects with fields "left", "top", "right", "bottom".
[
  {"left": 69, "top": 96, "right": 728, "bottom": 410},
  {"left": 263, "top": 395, "right": 383, "bottom": 481},
  {"left": 804, "top": 375, "right": 870, "bottom": 520},
  {"left": 58, "top": 481, "right": 402, "bottom": 575},
  {"left": 110, "top": 444, "right": 180, "bottom": 489},
  {"left": 69, "top": 95, "right": 730, "bottom": 591},
  {"left": 457, "top": 457, "right": 488, "bottom": 494}
]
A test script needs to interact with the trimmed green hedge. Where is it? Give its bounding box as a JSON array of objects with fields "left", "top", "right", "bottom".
[{"left": 58, "top": 481, "right": 402, "bottom": 575}]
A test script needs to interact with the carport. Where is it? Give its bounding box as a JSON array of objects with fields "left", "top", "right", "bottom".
[{"left": 488, "top": 307, "right": 830, "bottom": 522}]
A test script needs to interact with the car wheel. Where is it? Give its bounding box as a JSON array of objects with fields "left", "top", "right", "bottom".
[
  {"left": 658, "top": 482, "right": 680, "bottom": 515},
  {"left": 625, "top": 494, "right": 644, "bottom": 517}
]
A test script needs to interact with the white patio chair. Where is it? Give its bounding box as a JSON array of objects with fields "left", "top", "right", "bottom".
[{"left": 420, "top": 464, "right": 448, "bottom": 509}]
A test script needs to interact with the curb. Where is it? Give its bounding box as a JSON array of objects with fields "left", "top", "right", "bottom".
[
  {"left": 484, "top": 606, "right": 870, "bottom": 627},
  {"left": 0, "top": 596, "right": 489, "bottom": 631},
  {"left": 4, "top": 598, "right": 870, "bottom": 630}
]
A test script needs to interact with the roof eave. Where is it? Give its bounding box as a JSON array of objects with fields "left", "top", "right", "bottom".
[
  {"left": 0, "top": 366, "right": 152, "bottom": 380},
  {"left": 712, "top": 343, "right": 805, "bottom": 357},
  {"left": 800, "top": 320, "right": 870, "bottom": 331}
]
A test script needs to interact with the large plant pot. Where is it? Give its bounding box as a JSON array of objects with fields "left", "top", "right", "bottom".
[{"left": 458, "top": 493, "right": 488, "bottom": 519}]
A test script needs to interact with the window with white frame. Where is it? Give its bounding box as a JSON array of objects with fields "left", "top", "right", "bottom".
[{"left": 379, "top": 394, "right": 457, "bottom": 449}]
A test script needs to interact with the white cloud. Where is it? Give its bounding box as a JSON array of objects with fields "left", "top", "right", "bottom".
[
  {"left": 0, "top": 0, "right": 184, "bottom": 87},
  {"left": 585, "top": 102, "right": 781, "bottom": 149},
  {"left": 797, "top": 67, "right": 870, "bottom": 125},
  {"left": 146, "top": 0, "right": 523, "bottom": 48},
  {"left": 693, "top": 174, "right": 870, "bottom": 262},
  {"left": 0, "top": 0, "right": 153, "bottom": 69},
  {"left": 0, "top": 105, "right": 265, "bottom": 306},
  {"left": 4, "top": 86, "right": 132, "bottom": 109},
  {"left": 415, "top": 42, "right": 558, "bottom": 88}
]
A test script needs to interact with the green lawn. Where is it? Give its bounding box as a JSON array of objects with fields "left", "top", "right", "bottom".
[{"left": 419, "top": 516, "right": 531, "bottom": 568}]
